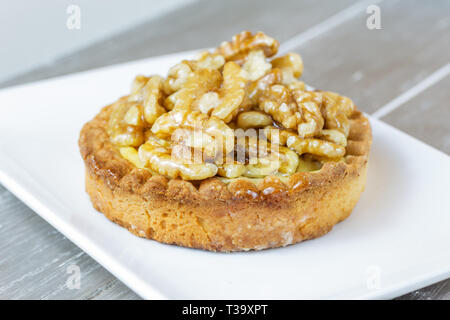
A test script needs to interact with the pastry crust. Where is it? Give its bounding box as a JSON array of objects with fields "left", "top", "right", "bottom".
[{"left": 79, "top": 103, "right": 372, "bottom": 252}]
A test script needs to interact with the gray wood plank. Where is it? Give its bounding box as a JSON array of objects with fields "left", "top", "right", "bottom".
[
  {"left": 397, "top": 279, "right": 450, "bottom": 300},
  {"left": 0, "top": 0, "right": 357, "bottom": 89},
  {"left": 291, "top": 0, "right": 450, "bottom": 114},
  {"left": 381, "top": 75, "right": 450, "bottom": 155},
  {"left": 0, "top": 184, "right": 140, "bottom": 300}
]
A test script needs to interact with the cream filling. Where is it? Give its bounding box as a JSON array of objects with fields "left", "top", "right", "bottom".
[{"left": 120, "top": 146, "right": 325, "bottom": 184}]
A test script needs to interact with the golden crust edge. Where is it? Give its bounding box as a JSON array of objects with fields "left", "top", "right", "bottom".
[{"left": 79, "top": 104, "right": 372, "bottom": 252}]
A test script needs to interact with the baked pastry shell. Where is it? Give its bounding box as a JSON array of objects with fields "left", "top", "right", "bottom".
[{"left": 79, "top": 104, "right": 372, "bottom": 252}]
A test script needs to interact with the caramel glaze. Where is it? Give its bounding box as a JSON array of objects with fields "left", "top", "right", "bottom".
[{"left": 226, "top": 173, "right": 310, "bottom": 201}]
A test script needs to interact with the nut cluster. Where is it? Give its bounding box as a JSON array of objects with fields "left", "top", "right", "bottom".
[{"left": 108, "top": 31, "right": 356, "bottom": 180}]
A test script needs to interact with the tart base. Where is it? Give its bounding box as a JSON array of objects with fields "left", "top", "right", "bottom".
[
  {"left": 80, "top": 104, "right": 371, "bottom": 252},
  {"left": 85, "top": 160, "right": 368, "bottom": 252}
]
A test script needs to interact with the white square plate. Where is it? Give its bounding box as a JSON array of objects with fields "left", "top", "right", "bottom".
[{"left": 0, "top": 51, "right": 449, "bottom": 299}]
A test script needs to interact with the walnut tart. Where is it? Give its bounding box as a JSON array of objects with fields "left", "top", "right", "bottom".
[{"left": 79, "top": 31, "right": 372, "bottom": 252}]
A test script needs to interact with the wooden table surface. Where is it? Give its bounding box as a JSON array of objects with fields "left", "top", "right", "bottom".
[{"left": 0, "top": 0, "right": 449, "bottom": 299}]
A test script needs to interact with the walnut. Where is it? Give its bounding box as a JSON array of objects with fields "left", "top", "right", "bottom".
[{"left": 215, "top": 31, "right": 279, "bottom": 63}]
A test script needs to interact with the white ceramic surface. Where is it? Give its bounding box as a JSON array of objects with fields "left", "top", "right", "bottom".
[{"left": 0, "top": 51, "right": 449, "bottom": 299}]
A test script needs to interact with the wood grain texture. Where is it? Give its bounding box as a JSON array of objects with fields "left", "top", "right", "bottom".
[
  {"left": 0, "top": 0, "right": 449, "bottom": 299},
  {"left": 0, "top": 0, "right": 357, "bottom": 89},
  {"left": 290, "top": 0, "right": 450, "bottom": 114},
  {"left": 381, "top": 76, "right": 450, "bottom": 155},
  {"left": 0, "top": 184, "right": 140, "bottom": 300},
  {"left": 397, "top": 279, "right": 450, "bottom": 300}
]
